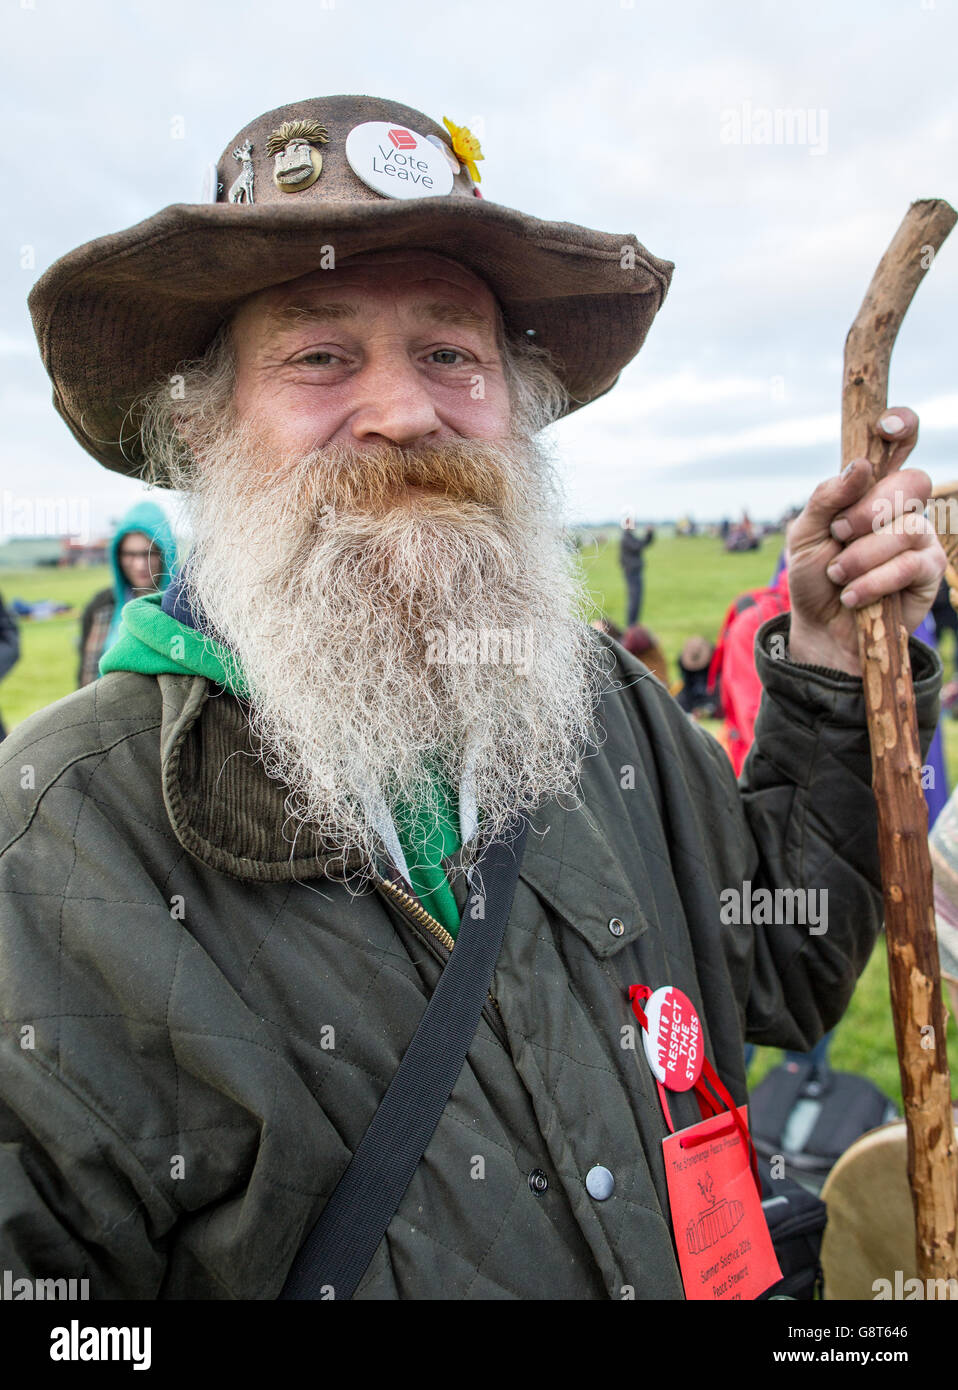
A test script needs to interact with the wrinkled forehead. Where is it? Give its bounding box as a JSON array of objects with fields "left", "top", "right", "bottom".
[{"left": 233, "top": 249, "right": 502, "bottom": 336}]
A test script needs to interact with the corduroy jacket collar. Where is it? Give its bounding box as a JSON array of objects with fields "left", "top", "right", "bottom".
[{"left": 158, "top": 673, "right": 357, "bottom": 882}]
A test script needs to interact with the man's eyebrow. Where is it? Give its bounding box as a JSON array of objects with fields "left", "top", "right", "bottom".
[
  {"left": 263, "top": 302, "right": 360, "bottom": 335},
  {"left": 261, "top": 297, "right": 495, "bottom": 338},
  {"left": 416, "top": 300, "right": 494, "bottom": 333}
]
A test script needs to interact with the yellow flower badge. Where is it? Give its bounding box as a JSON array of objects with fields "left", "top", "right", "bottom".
[{"left": 442, "top": 117, "right": 484, "bottom": 184}]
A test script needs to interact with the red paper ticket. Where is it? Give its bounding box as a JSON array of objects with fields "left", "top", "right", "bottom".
[{"left": 662, "top": 1105, "right": 781, "bottom": 1301}]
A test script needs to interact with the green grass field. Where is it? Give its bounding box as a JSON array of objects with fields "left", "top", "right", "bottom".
[
  {"left": 0, "top": 564, "right": 112, "bottom": 728},
  {"left": 3, "top": 537, "right": 957, "bottom": 1107}
]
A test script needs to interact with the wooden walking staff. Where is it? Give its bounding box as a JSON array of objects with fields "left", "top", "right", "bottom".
[{"left": 843, "top": 197, "right": 958, "bottom": 1282}]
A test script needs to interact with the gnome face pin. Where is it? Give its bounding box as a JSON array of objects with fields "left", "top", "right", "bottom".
[{"left": 266, "top": 119, "right": 330, "bottom": 192}]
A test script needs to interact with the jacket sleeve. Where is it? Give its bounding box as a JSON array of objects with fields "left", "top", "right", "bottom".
[
  {"left": 726, "top": 611, "right": 942, "bottom": 1050},
  {"left": 0, "top": 1059, "right": 171, "bottom": 1298},
  {"left": 0, "top": 705, "right": 178, "bottom": 1297},
  {"left": 0, "top": 597, "right": 19, "bottom": 682}
]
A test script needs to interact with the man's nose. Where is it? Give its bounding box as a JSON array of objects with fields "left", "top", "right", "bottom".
[{"left": 348, "top": 355, "right": 443, "bottom": 446}]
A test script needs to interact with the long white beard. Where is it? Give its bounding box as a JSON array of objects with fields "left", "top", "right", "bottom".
[{"left": 179, "top": 422, "right": 612, "bottom": 887}]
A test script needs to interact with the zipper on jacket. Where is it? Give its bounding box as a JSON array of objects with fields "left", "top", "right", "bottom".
[
  {"left": 376, "top": 874, "right": 456, "bottom": 952},
  {"left": 374, "top": 872, "right": 509, "bottom": 1046}
]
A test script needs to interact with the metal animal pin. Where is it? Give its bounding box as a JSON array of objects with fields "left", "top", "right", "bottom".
[{"left": 228, "top": 140, "right": 255, "bottom": 204}]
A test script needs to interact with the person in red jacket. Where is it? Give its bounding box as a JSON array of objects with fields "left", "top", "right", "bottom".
[{"left": 708, "top": 566, "right": 791, "bottom": 777}]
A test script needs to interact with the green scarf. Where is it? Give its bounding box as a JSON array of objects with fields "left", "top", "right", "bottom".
[{"left": 100, "top": 592, "right": 247, "bottom": 694}]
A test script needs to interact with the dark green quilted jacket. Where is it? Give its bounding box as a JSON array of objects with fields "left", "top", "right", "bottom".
[{"left": 0, "top": 617, "right": 941, "bottom": 1298}]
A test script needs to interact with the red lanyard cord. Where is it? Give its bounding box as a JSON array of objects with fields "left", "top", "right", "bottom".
[{"left": 629, "top": 985, "right": 761, "bottom": 1194}]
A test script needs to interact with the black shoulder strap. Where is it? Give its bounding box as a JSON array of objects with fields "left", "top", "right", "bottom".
[{"left": 279, "top": 814, "right": 529, "bottom": 1300}]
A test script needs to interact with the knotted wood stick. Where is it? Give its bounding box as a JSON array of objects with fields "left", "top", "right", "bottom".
[{"left": 843, "top": 197, "right": 958, "bottom": 1282}]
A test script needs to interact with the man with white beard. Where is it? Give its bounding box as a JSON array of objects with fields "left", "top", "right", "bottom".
[
  {"left": 129, "top": 251, "right": 613, "bottom": 894},
  {"left": 0, "top": 96, "right": 945, "bottom": 1300}
]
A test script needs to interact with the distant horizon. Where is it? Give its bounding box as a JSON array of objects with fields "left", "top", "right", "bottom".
[{"left": 0, "top": 513, "right": 794, "bottom": 557}]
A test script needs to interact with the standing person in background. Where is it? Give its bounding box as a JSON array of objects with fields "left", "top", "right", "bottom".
[
  {"left": 78, "top": 501, "right": 177, "bottom": 686},
  {"left": 619, "top": 515, "right": 655, "bottom": 625},
  {"left": 0, "top": 594, "right": 19, "bottom": 741}
]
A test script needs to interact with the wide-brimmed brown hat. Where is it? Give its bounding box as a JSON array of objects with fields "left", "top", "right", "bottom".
[{"left": 28, "top": 95, "right": 674, "bottom": 480}]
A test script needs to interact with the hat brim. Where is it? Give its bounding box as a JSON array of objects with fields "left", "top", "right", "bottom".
[{"left": 29, "top": 197, "right": 673, "bottom": 478}]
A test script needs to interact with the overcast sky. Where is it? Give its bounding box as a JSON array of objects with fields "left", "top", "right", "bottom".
[{"left": 2, "top": 0, "right": 956, "bottom": 538}]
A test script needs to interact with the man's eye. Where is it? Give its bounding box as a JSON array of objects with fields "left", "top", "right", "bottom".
[{"left": 297, "top": 351, "right": 340, "bottom": 366}]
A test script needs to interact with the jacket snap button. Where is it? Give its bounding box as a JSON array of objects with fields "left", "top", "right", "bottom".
[
  {"left": 586, "top": 1165, "right": 615, "bottom": 1200},
  {"left": 608, "top": 917, "right": 625, "bottom": 937},
  {"left": 528, "top": 1169, "right": 549, "bottom": 1196}
]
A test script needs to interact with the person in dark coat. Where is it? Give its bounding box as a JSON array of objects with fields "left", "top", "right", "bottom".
[
  {"left": 676, "top": 636, "right": 718, "bottom": 717},
  {"left": 0, "top": 594, "right": 20, "bottom": 741},
  {"left": 619, "top": 516, "right": 655, "bottom": 625}
]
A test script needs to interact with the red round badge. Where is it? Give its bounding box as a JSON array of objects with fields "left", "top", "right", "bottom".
[{"left": 641, "top": 986, "right": 704, "bottom": 1092}]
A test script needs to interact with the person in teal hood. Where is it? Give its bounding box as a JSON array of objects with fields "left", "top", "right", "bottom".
[{"left": 77, "top": 500, "right": 177, "bottom": 686}]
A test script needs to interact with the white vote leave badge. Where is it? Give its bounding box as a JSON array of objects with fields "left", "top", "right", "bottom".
[
  {"left": 641, "top": 985, "right": 704, "bottom": 1092},
  {"left": 345, "top": 122, "right": 455, "bottom": 200}
]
